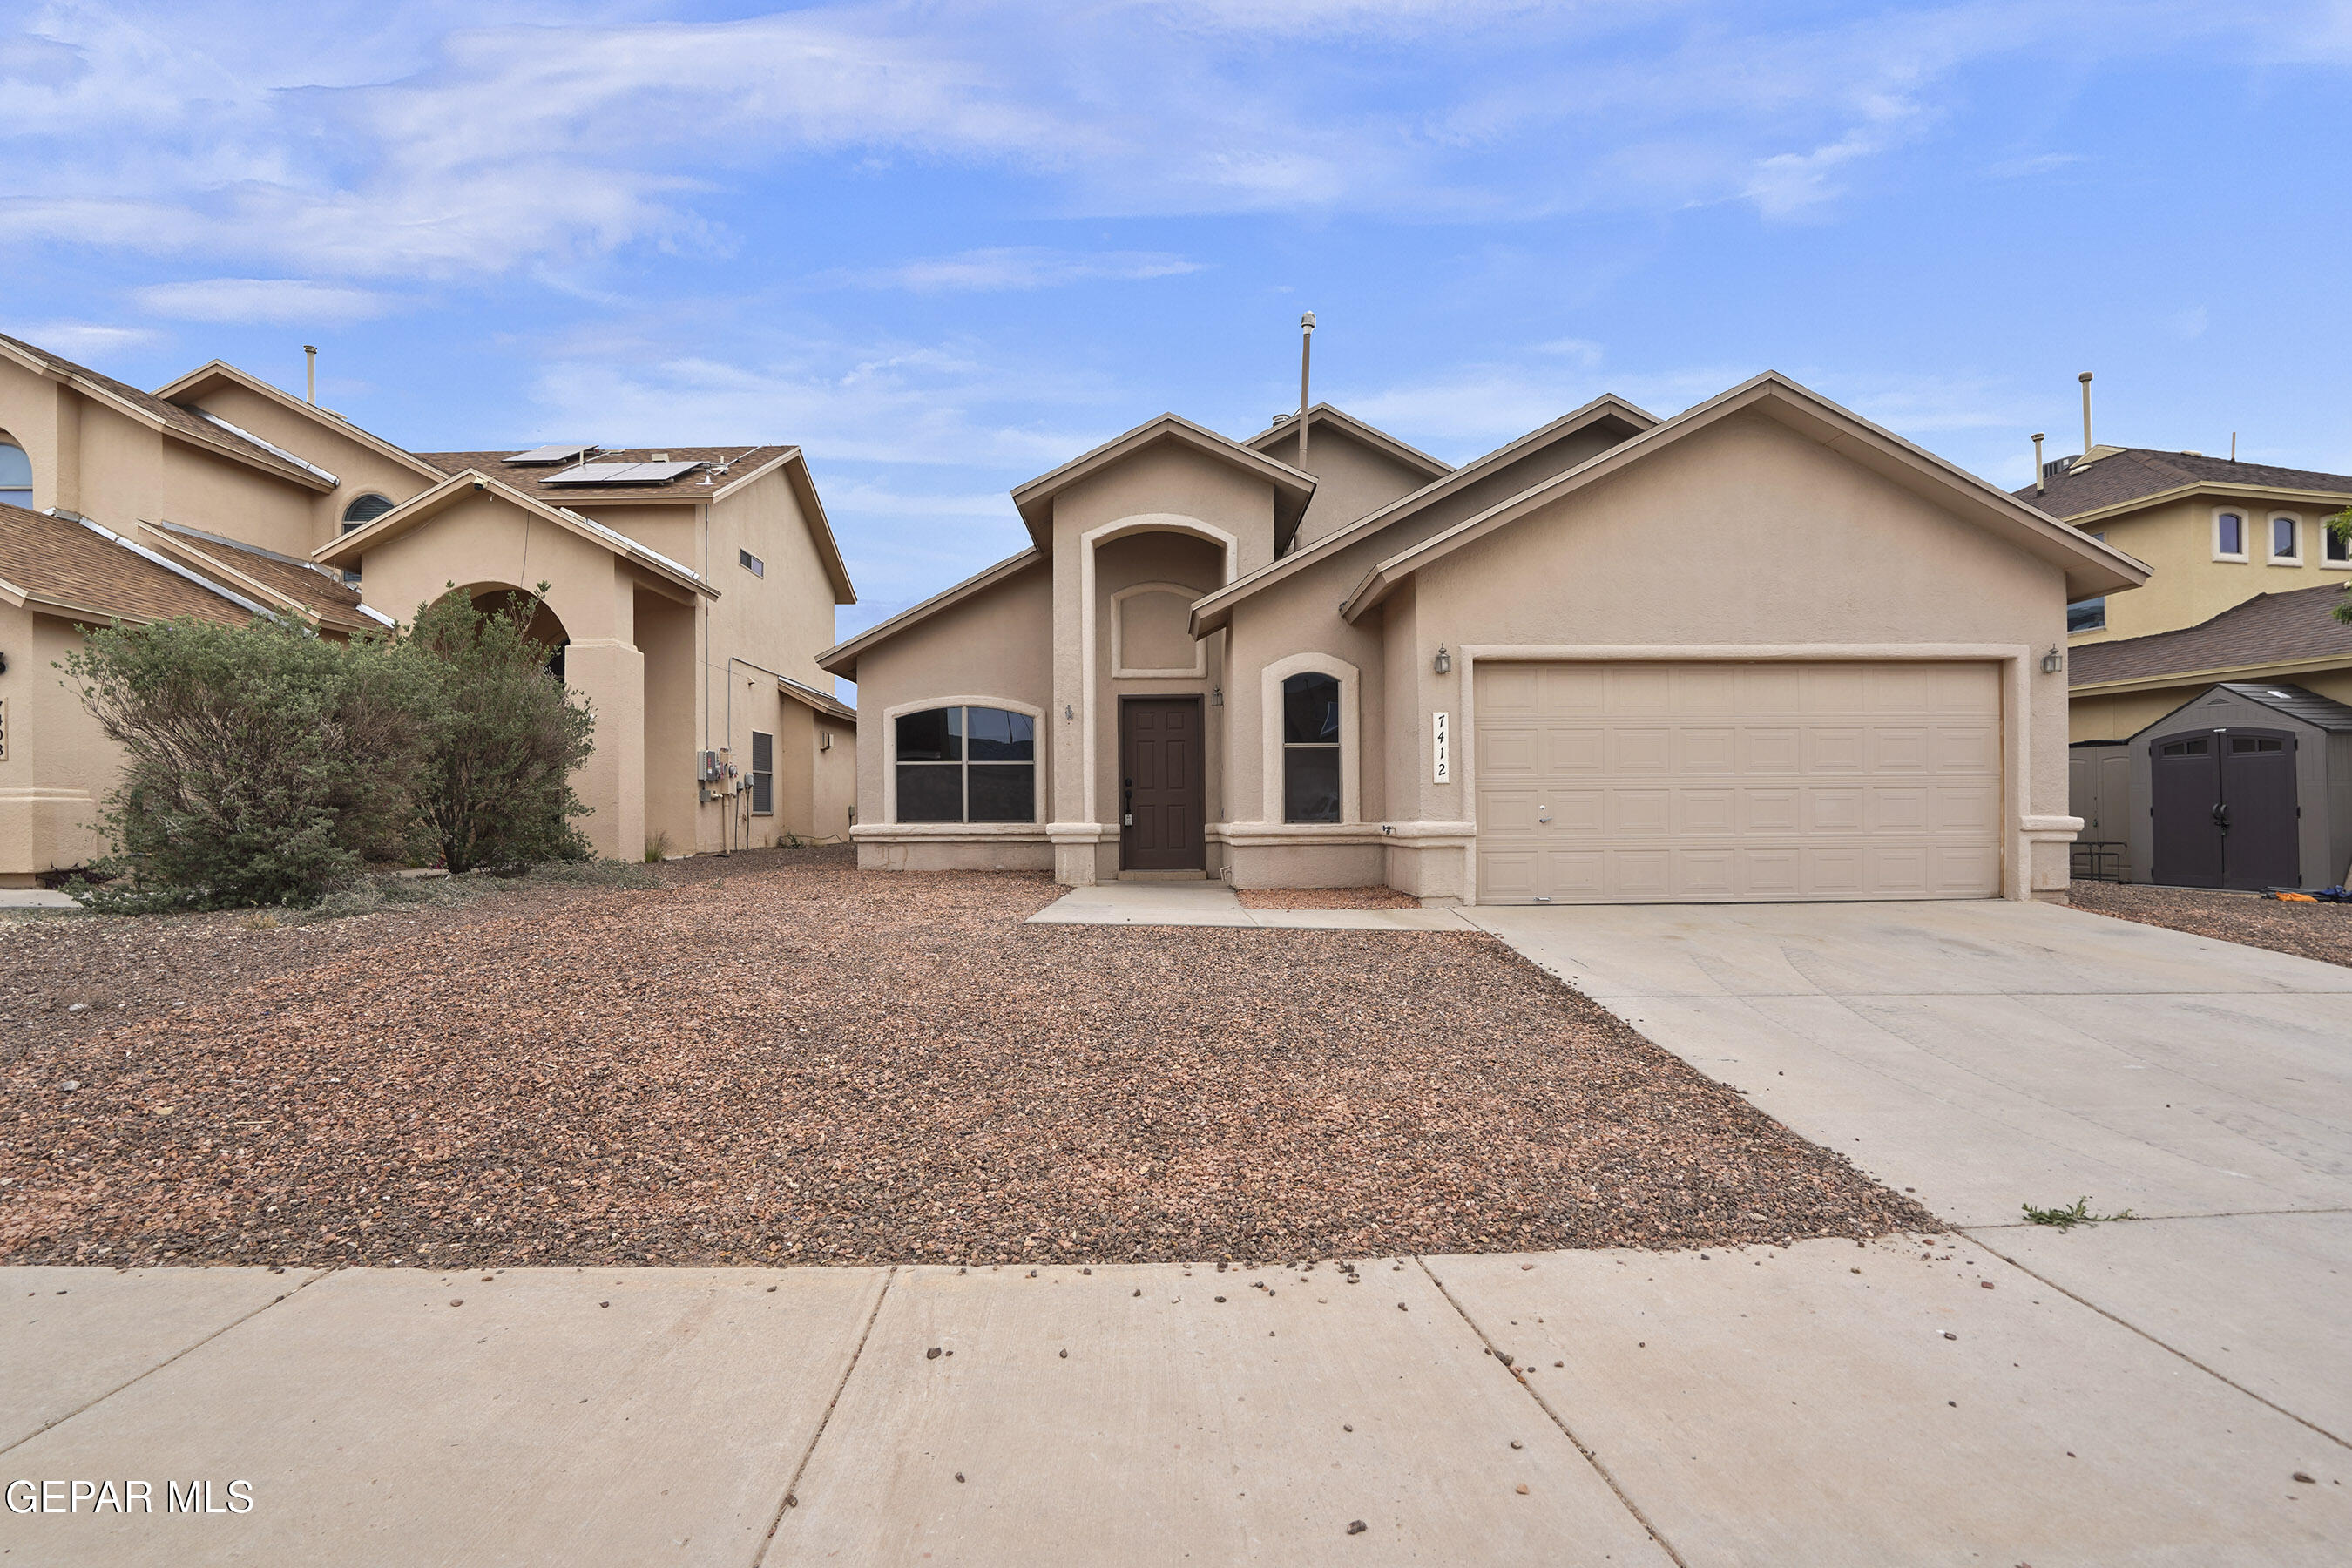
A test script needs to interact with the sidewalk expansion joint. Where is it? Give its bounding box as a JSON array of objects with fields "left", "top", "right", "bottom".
[
  {"left": 1414, "top": 1255, "right": 1692, "bottom": 1568},
  {"left": 755, "top": 1264, "right": 896, "bottom": 1564},
  {"left": 0, "top": 1266, "right": 328, "bottom": 1459},
  {"left": 1958, "top": 1229, "right": 2350, "bottom": 1452}
]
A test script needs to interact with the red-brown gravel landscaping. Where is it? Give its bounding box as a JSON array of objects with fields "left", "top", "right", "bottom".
[
  {"left": 3, "top": 847, "right": 1931, "bottom": 1269},
  {"left": 1233, "top": 885, "right": 1423, "bottom": 910},
  {"left": 2068, "top": 881, "right": 2352, "bottom": 969}
]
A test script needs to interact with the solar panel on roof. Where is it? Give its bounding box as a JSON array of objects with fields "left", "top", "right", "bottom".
[
  {"left": 542, "top": 460, "right": 704, "bottom": 486},
  {"left": 507, "top": 443, "right": 600, "bottom": 466}
]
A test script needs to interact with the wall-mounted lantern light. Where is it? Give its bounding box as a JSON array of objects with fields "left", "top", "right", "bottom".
[
  {"left": 2041, "top": 645, "right": 2064, "bottom": 674},
  {"left": 1433, "top": 645, "right": 1452, "bottom": 675},
  {"left": 1210, "top": 686, "right": 1223, "bottom": 706}
]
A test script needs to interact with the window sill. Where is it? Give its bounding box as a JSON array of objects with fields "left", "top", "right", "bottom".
[
  {"left": 2268, "top": 559, "right": 2305, "bottom": 568},
  {"left": 2212, "top": 553, "right": 2249, "bottom": 564}
]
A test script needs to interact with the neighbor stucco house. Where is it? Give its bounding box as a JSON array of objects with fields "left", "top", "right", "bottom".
[
  {"left": 821, "top": 374, "right": 2146, "bottom": 905},
  {"left": 0, "top": 331, "right": 855, "bottom": 884}
]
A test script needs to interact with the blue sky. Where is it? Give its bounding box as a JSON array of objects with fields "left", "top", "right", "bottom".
[{"left": 7, "top": 0, "right": 2350, "bottom": 661}]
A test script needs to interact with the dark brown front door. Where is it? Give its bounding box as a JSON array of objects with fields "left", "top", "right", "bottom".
[{"left": 1119, "top": 697, "right": 1204, "bottom": 871}]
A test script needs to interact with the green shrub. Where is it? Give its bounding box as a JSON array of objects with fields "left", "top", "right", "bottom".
[
  {"left": 64, "top": 615, "right": 425, "bottom": 909},
  {"left": 408, "top": 587, "right": 595, "bottom": 875}
]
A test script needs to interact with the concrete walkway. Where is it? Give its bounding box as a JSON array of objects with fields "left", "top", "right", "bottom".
[
  {"left": 6, "top": 898, "right": 2349, "bottom": 1564},
  {"left": 1030, "top": 879, "right": 1477, "bottom": 931}
]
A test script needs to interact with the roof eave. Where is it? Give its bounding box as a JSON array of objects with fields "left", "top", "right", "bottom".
[
  {"left": 2038, "top": 480, "right": 2352, "bottom": 530},
  {"left": 2072, "top": 651, "right": 2352, "bottom": 697},
  {"left": 152, "top": 360, "right": 449, "bottom": 487}
]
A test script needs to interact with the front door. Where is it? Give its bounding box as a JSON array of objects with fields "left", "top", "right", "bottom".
[
  {"left": 1119, "top": 697, "right": 1204, "bottom": 871},
  {"left": 2149, "top": 728, "right": 2299, "bottom": 889}
]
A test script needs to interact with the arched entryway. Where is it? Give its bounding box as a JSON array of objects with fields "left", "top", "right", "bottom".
[{"left": 443, "top": 584, "right": 571, "bottom": 683}]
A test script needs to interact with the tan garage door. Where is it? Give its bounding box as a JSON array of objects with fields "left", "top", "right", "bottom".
[{"left": 1474, "top": 661, "right": 2003, "bottom": 903}]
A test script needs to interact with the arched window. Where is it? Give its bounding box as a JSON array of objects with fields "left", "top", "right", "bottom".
[
  {"left": 895, "top": 706, "right": 1036, "bottom": 822},
  {"left": 341, "top": 493, "right": 395, "bottom": 532},
  {"left": 0, "top": 440, "right": 31, "bottom": 510},
  {"left": 1281, "top": 672, "right": 1341, "bottom": 823}
]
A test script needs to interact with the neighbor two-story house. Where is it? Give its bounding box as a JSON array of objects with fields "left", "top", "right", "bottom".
[
  {"left": 0, "top": 331, "right": 855, "bottom": 884},
  {"left": 2024, "top": 446, "right": 2352, "bottom": 889}
]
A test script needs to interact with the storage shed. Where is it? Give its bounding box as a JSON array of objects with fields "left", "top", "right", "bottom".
[{"left": 2125, "top": 682, "right": 2352, "bottom": 890}]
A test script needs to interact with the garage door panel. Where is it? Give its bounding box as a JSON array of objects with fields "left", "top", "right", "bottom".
[{"left": 1474, "top": 659, "right": 2002, "bottom": 904}]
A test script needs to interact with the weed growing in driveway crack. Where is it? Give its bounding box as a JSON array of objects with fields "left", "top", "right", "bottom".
[{"left": 2020, "top": 1196, "right": 2136, "bottom": 1230}]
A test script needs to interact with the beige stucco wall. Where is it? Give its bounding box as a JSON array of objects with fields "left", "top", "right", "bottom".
[
  {"left": 1255, "top": 423, "right": 1433, "bottom": 547},
  {"left": 0, "top": 608, "right": 132, "bottom": 883},
  {"left": 175, "top": 380, "right": 443, "bottom": 549},
  {"left": 2067, "top": 492, "right": 2352, "bottom": 645},
  {"left": 847, "top": 556, "right": 1054, "bottom": 870}
]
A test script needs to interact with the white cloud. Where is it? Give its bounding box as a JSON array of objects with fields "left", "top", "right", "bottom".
[
  {"left": 132, "top": 278, "right": 395, "bottom": 324},
  {"left": 1990, "top": 151, "right": 2088, "bottom": 178},
  {"left": 1, "top": 0, "right": 2330, "bottom": 284},
  {"left": 832, "top": 247, "right": 1205, "bottom": 294},
  {"left": 5, "top": 320, "right": 164, "bottom": 358}
]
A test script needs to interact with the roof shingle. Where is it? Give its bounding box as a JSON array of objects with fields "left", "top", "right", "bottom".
[
  {"left": 2018, "top": 447, "right": 2352, "bottom": 520},
  {"left": 0, "top": 504, "right": 254, "bottom": 627},
  {"left": 2070, "top": 584, "right": 2352, "bottom": 686},
  {"left": 143, "top": 520, "right": 375, "bottom": 634},
  {"left": 0, "top": 331, "right": 310, "bottom": 478}
]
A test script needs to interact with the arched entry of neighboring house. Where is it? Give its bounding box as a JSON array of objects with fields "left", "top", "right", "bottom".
[{"left": 433, "top": 583, "right": 571, "bottom": 683}]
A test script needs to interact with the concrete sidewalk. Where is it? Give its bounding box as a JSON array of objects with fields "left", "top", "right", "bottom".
[
  {"left": 1029, "top": 880, "right": 1477, "bottom": 931},
  {"left": 3, "top": 1243, "right": 2342, "bottom": 1565}
]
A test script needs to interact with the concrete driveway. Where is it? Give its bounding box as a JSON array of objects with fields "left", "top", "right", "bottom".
[
  {"left": 4, "top": 897, "right": 2347, "bottom": 1565},
  {"left": 1465, "top": 896, "right": 2352, "bottom": 1443}
]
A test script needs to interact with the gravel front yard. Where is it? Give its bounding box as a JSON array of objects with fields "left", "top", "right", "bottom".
[
  {"left": 3, "top": 848, "right": 1930, "bottom": 1269},
  {"left": 2069, "top": 881, "right": 2352, "bottom": 969}
]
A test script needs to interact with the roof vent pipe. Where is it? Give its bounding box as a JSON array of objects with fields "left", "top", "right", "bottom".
[
  {"left": 1298, "top": 312, "right": 1315, "bottom": 465},
  {"left": 2078, "top": 371, "right": 2092, "bottom": 458},
  {"left": 2031, "top": 432, "right": 2045, "bottom": 496},
  {"left": 305, "top": 345, "right": 318, "bottom": 405}
]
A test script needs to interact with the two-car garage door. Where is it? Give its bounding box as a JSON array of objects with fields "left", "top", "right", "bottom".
[{"left": 1474, "top": 661, "right": 2003, "bottom": 904}]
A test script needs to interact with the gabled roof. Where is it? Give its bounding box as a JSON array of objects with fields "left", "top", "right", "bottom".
[
  {"left": 1336, "top": 373, "right": 2149, "bottom": 623},
  {"left": 1243, "top": 403, "right": 1452, "bottom": 480},
  {"left": 413, "top": 445, "right": 854, "bottom": 603},
  {"left": 0, "top": 332, "right": 336, "bottom": 494},
  {"left": 139, "top": 518, "right": 386, "bottom": 635},
  {"left": 1009, "top": 414, "right": 1315, "bottom": 552},
  {"left": 314, "top": 470, "right": 718, "bottom": 600},
  {"left": 2017, "top": 446, "right": 2352, "bottom": 524},
  {"left": 2069, "top": 584, "right": 2352, "bottom": 690},
  {"left": 153, "top": 360, "right": 449, "bottom": 488},
  {"left": 0, "top": 503, "right": 260, "bottom": 626},
  {"left": 779, "top": 672, "right": 856, "bottom": 723},
  {"left": 1193, "top": 394, "right": 1657, "bottom": 636},
  {"left": 816, "top": 548, "right": 1042, "bottom": 679}
]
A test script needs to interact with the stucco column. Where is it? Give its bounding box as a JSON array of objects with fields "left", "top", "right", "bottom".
[
  {"left": 1046, "top": 519, "right": 1098, "bottom": 884},
  {"left": 565, "top": 638, "right": 646, "bottom": 862}
]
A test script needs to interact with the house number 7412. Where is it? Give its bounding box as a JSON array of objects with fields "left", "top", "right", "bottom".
[{"left": 1433, "top": 711, "right": 1450, "bottom": 784}]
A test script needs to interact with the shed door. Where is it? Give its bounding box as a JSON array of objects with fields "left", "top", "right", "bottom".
[
  {"left": 2220, "top": 733, "right": 2299, "bottom": 890},
  {"left": 2149, "top": 729, "right": 2299, "bottom": 889},
  {"left": 1473, "top": 660, "right": 2003, "bottom": 904}
]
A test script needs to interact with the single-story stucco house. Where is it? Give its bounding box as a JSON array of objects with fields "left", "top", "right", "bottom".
[
  {"left": 820, "top": 373, "right": 2148, "bottom": 905},
  {"left": 0, "top": 330, "right": 857, "bottom": 883}
]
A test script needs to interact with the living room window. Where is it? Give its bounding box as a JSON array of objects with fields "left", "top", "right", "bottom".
[
  {"left": 2268, "top": 514, "right": 2301, "bottom": 564},
  {"left": 750, "top": 730, "right": 774, "bottom": 815},
  {"left": 1281, "top": 672, "right": 1342, "bottom": 823},
  {"left": 894, "top": 705, "right": 1036, "bottom": 822},
  {"left": 2214, "top": 510, "right": 2247, "bottom": 560}
]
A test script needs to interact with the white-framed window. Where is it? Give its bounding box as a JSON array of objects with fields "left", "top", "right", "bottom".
[
  {"left": 2268, "top": 513, "right": 2301, "bottom": 565},
  {"left": 2326, "top": 513, "right": 2352, "bottom": 567},
  {"left": 739, "top": 548, "right": 763, "bottom": 578},
  {"left": 2068, "top": 531, "right": 2108, "bottom": 633},
  {"left": 0, "top": 438, "right": 30, "bottom": 510},
  {"left": 749, "top": 730, "right": 774, "bottom": 815},
  {"left": 893, "top": 705, "right": 1036, "bottom": 822},
  {"left": 2213, "top": 510, "right": 2247, "bottom": 561},
  {"left": 1281, "top": 672, "right": 1342, "bottom": 823}
]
